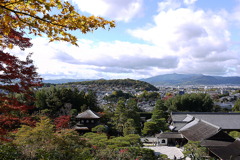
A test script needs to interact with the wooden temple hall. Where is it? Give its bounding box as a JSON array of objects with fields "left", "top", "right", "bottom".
[
  {"left": 73, "top": 109, "right": 102, "bottom": 133},
  {"left": 168, "top": 112, "right": 240, "bottom": 160}
]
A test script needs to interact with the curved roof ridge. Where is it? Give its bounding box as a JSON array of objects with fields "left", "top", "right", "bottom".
[{"left": 76, "top": 109, "right": 101, "bottom": 119}]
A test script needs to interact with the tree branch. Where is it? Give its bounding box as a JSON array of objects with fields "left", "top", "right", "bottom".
[{"left": 0, "top": 4, "right": 68, "bottom": 28}]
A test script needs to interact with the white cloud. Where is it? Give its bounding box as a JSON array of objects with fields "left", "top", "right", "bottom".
[
  {"left": 183, "top": 0, "right": 197, "bottom": 5},
  {"left": 10, "top": 37, "right": 180, "bottom": 80},
  {"left": 158, "top": 0, "right": 181, "bottom": 11},
  {"left": 8, "top": 0, "right": 240, "bottom": 79},
  {"left": 71, "top": 0, "right": 143, "bottom": 22},
  {"left": 127, "top": 0, "right": 239, "bottom": 76}
]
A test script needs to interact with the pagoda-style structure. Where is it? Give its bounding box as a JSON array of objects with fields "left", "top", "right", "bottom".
[{"left": 74, "top": 109, "right": 102, "bottom": 133}]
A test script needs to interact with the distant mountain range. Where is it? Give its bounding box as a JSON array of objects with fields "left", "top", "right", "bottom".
[
  {"left": 43, "top": 73, "right": 240, "bottom": 86},
  {"left": 43, "top": 79, "right": 93, "bottom": 84},
  {"left": 140, "top": 73, "right": 240, "bottom": 85}
]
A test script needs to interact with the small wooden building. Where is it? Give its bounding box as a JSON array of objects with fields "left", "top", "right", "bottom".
[
  {"left": 74, "top": 109, "right": 102, "bottom": 133},
  {"left": 155, "top": 132, "right": 186, "bottom": 146}
]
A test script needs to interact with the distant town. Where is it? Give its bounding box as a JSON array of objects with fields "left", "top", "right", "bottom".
[{"left": 58, "top": 81, "right": 240, "bottom": 112}]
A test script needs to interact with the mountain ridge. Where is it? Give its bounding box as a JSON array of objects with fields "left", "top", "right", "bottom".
[
  {"left": 43, "top": 74, "right": 240, "bottom": 86},
  {"left": 140, "top": 73, "right": 240, "bottom": 85}
]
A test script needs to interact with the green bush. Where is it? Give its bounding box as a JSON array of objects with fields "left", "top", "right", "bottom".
[{"left": 0, "top": 143, "right": 24, "bottom": 160}]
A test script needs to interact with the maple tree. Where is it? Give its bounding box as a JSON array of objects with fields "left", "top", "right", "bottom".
[
  {"left": 0, "top": 21, "right": 42, "bottom": 140},
  {"left": 0, "top": 0, "right": 115, "bottom": 49},
  {"left": 54, "top": 115, "right": 71, "bottom": 130},
  {"left": 0, "top": 50, "right": 42, "bottom": 140}
]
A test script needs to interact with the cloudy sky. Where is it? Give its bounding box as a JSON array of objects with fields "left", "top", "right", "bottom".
[{"left": 12, "top": 0, "right": 240, "bottom": 80}]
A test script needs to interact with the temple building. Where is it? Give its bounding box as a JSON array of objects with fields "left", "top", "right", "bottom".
[
  {"left": 168, "top": 112, "right": 240, "bottom": 159},
  {"left": 74, "top": 109, "right": 102, "bottom": 133}
]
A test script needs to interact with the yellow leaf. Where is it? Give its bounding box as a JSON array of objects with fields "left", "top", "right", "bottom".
[{"left": 8, "top": 43, "right": 13, "bottom": 49}]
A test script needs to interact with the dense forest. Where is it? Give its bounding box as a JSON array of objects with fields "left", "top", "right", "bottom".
[{"left": 66, "top": 79, "right": 159, "bottom": 91}]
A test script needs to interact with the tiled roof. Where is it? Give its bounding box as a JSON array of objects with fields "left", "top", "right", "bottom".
[
  {"left": 155, "top": 132, "right": 184, "bottom": 139},
  {"left": 169, "top": 122, "right": 188, "bottom": 131},
  {"left": 171, "top": 112, "right": 240, "bottom": 159},
  {"left": 171, "top": 112, "right": 240, "bottom": 130},
  {"left": 208, "top": 139, "right": 240, "bottom": 160},
  {"left": 201, "top": 140, "right": 233, "bottom": 147},
  {"left": 76, "top": 109, "right": 101, "bottom": 119},
  {"left": 179, "top": 119, "right": 220, "bottom": 141},
  {"left": 201, "top": 131, "right": 235, "bottom": 147}
]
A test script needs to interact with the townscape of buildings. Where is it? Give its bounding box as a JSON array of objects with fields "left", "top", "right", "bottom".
[{"left": 69, "top": 83, "right": 240, "bottom": 111}]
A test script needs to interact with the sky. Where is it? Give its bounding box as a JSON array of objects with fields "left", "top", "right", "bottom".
[{"left": 11, "top": 0, "right": 240, "bottom": 80}]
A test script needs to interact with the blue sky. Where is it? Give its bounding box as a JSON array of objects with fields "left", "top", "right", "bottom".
[{"left": 12, "top": 0, "right": 240, "bottom": 80}]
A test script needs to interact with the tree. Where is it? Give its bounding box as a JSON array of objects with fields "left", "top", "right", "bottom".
[
  {"left": 229, "top": 131, "right": 240, "bottom": 139},
  {"left": 125, "top": 98, "right": 141, "bottom": 133},
  {"left": 183, "top": 141, "right": 209, "bottom": 160},
  {"left": 104, "top": 90, "right": 134, "bottom": 102},
  {"left": 142, "top": 99, "right": 168, "bottom": 136},
  {"left": 112, "top": 99, "right": 127, "bottom": 134},
  {"left": 165, "top": 93, "right": 214, "bottom": 112},
  {"left": 0, "top": 143, "right": 25, "bottom": 160},
  {"left": 14, "top": 117, "right": 92, "bottom": 159},
  {"left": 0, "top": 0, "right": 115, "bottom": 49},
  {"left": 35, "top": 87, "right": 100, "bottom": 117},
  {"left": 123, "top": 119, "right": 137, "bottom": 136},
  {"left": 142, "top": 119, "right": 168, "bottom": 136},
  {"left": 152, "top": 99, "right": 168, "bottom": 121},
  {"left": 233, "top": 99, "right": 240, "bottom": 112},
  {"left": 111, "top": 99, "right": 140, "bottom": 135},
  {"left": 84, "top": 90, "right": 101, "bottom": 111},
  {"left": 1, "top": 0, "right": 115, "bottom": 141},
  {"left": 13, "top": 117, "right": 55, "bottom": 158},
  {"left": 92, "top": 125, "right": 108, "bottom": 133},
  {"left": 0, "top": 51, "right": 41, "bottom": 140},
  {"left": 142, "top": 121, "right": 158, "bottom": 136},
  {"left": 54, "top": 115, "right": 71, "bottom": 130},
  {"left": 138, "top": 91, "right": 160, "bottom": 101}
]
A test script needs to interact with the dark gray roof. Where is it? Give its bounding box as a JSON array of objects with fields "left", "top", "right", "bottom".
[
  {"left": 201, "top": 140, "right": 233, "bottom": 147},
  {"left": 179, "top": 119, "right": 220, "bottom": 141},
  {"left": 201, "top": 131, "right": 235, "bottom": 147},
  {"left": 76, "top": 109, "right": 101, "bottom": 119},
  {"left": 171, "top": 112, "right": 192, "bottom": 122},
  {"left": 208, "top": 139, "right": 240, "bottom": 160},
  {"left": 171, "top": 112, "right": 240, "bottom": 130},
  {"left": 155, "top": 132, "right": 184, "bottom": 139},
  {"left": 169, "top": 122, "right": 188, "bottom": 131}
]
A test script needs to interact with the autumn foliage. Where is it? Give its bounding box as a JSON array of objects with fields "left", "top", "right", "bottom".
[
  {"left": 0, "top": 0, "right": 115, "bottom": 141},
  {"left": 0, "top": 17, "right": 42, "bottom": 139},
  {"left": 54, "top": 115, "right": 71, "bottom": 130},
  {"left": 0, "top": 50, "right": 42, "bottom": 140},
  {"left": 0, "top": 0, "right": 115, "bottom": 48}
]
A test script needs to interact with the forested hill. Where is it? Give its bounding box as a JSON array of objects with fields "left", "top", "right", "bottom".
[{"left": 66, "top": 79, "right": 159, "bottom": 91}]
